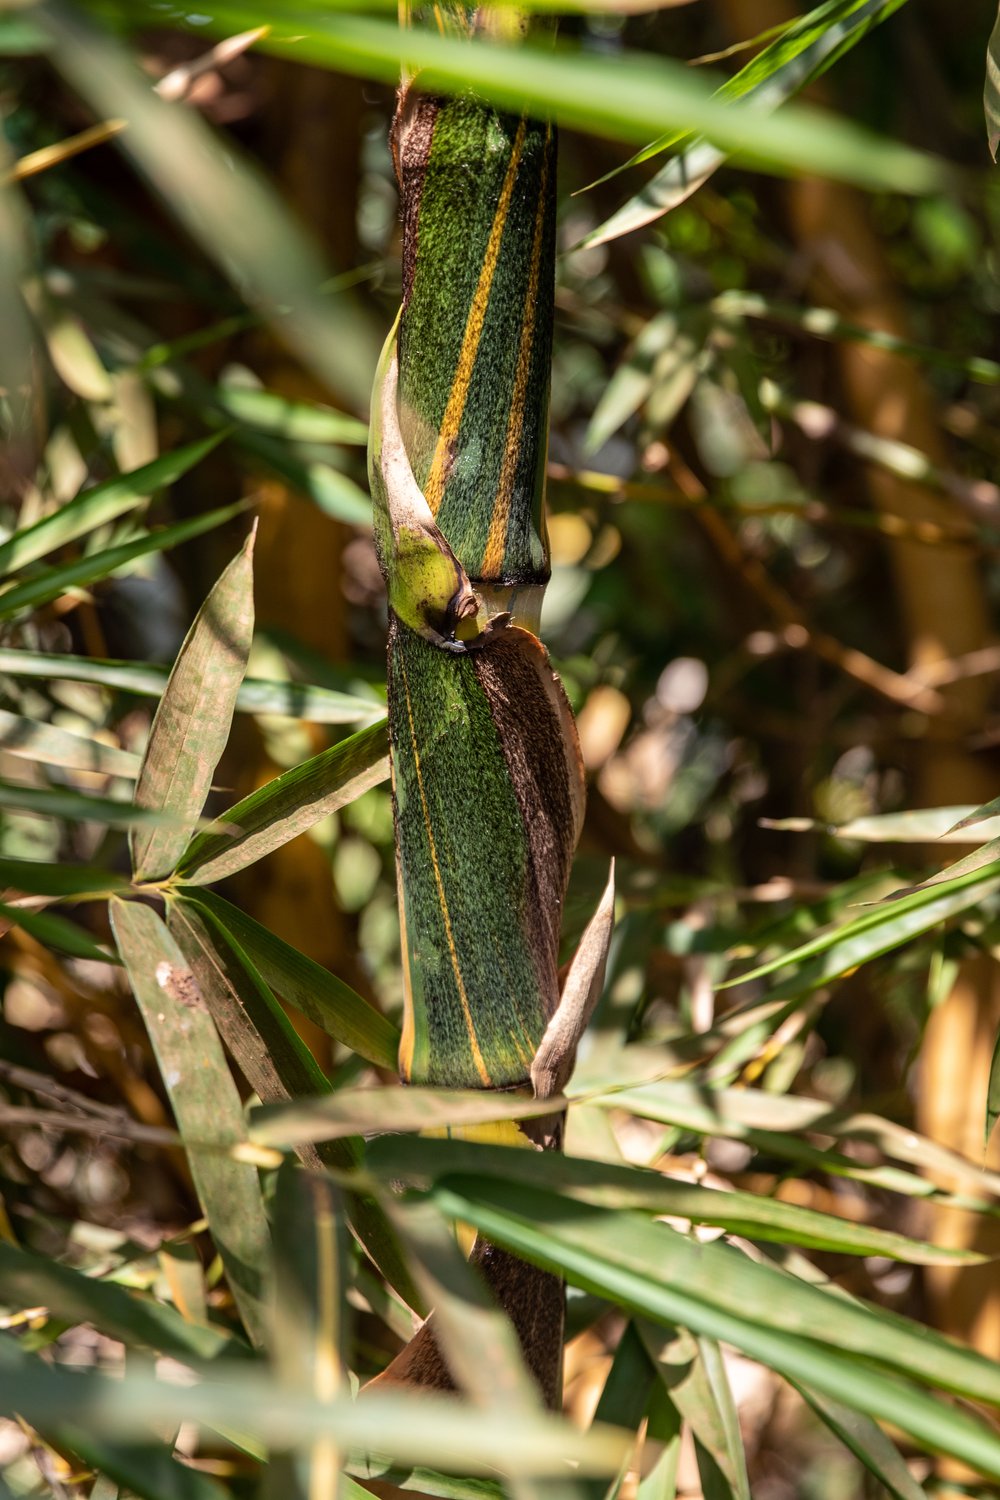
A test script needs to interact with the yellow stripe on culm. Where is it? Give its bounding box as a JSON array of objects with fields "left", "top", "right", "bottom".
[
  {"left": 425, "top": 116, "right": 528, "bottom": 516},
  {"left": 482, "top": 131, "right": 551, "bottom": 577},
  {"left": 399, "top": 651, "right": 491, "bottom": 1085}
]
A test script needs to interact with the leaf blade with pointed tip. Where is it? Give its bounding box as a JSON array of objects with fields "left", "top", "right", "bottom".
[
  {"left": 131, "top": 529, "right": 255, "bottom": 880},
  {"left": 0, "top": 432, "right": 226, "bottom": 578},
  {"left": 109, "top": 897, "right": 271, "bottom": 1347},
  {"left": 0, "top": 501, "right": 246, "bottom": 619},
  {"left": 176, "top": 718, "right": 389, "bottom": 883},
  {"left": 175, "top": 887, "right": 400, "bottom": 1069},
  {"left": 0, "top": 709, "right": 141, "bottom": 778}
]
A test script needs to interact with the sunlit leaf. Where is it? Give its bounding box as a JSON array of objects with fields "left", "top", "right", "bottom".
[
  {"left": 0, "top": 433, "right": 226, "bottom": 578},
  {"left": 249, "top": 1087, "right": 563, "bottom": 1149},
  {"left": 0, "top": 648, "right": 382, "bottom": 724},
  {"left": 178, "top": 887, "right": 400, "bottom": 1069},
  {"left": 0, "top": 501, "right": 245, "bottom": 619},
  {"left": 131, "top": 529, "right": 255, "bottom": 881},
  {"left": 110, "top": 897, "right": 271, "bottom": 1347},
  {"left": 176, "top": 718, "right": 389, "bottom": 883},
  {"left": 0, "top": 708, "right": 141, "bottom": 778}
]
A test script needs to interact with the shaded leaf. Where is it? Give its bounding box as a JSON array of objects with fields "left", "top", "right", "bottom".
[
  {"left": 0, "top": 899, "right": 118, "bottom": 964},
  {"left": 139, "top": 4, "right": 943, "bottom": 196},
  {"left": 0, "top": 1242, "right": 240, "bottom": 1363},
  {"left": 110, "top": 897, "right": 271, "bottom": 1347},
  {"left": 0, "top": 501, "right": 245, "bottom": 619},
  {"left": 367, "top": 1133, "right": 977, "bottom": 1264},
  {"left": 267, "top": 1162, "right": 350, "bottom": 1500},
  {"left": 131, "top": 529, "right": 255, "bottom": 880},
  {"left": 249, "top": 1086, "right": 565, "bottom": 1149},
  {"left": 0, "top": 648, "right": 383, "bottom": 724},
  {"left": 584, "top": 0, "right": 905, "bottom": 248},
  {"left": 0, "top": 1352, "right": 629, "bottom": 1476},
  {"left": 0, "top": 779, "right": 191, "bottom": 829},
  {"left": 177, "top": 718, "right": 389, "bottom": 883},
  {"left": 0, "top": 433, "right": 225, "bottom": 577},
  {"left": 429, "top": 1178, "right": 1000, "bottom": 1478},
  {"left": 0, "top": 709, "right": 141, "bottom": 778},
  {"left": 0, "top": 856, "right": 127, "bottom": 896},
  {"left": 796, "top": 1383, "right": 927, "bottom": 1500},
  {"left": 176, "top": 887, "right": 399, "bottom": 1069}
]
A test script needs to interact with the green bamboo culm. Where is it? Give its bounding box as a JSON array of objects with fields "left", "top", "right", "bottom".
[{"left": 369, "top": 3, "right": 613, "bottom": 1408}]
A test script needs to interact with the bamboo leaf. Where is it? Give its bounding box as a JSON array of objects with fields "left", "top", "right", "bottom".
[
  {"left": 583, "top": 0, "right": 905, "bottom": 248},
  {"left": 718, "top": 866, "right": 1000, "bottom": 991},
  {"left": 764, "top": 804, "right": 1000, "bottom": 842},
  {"left": 795, "top": 1383, "right": 927, "bottom": 1500},
  {"left": 109, "top": 897, "right": 271, "bottom": 1347},
  {"left": 0, "top": 709, "right": 141, "bottom": 778},
  {"left": 0, "top": 1242, "right": 241, "bottom": 1363},
  {"left": 0, "top": 432, "right": 226, "bottom": 577},
  {"left": 0, "top": 1355, "right": 630, "bottom": 1476},
  {"left": 165, "top": 894, "right": 331, "bottom": 1104},
  {"left": 428, "top": 1179, "right": 1000, "bottom": 1478},
  {"left": 0, "top": 856, "right": 127, "bottom": 896},
  {"left": 0, "top": 899, "right": 118, "bottom": 964},
  {"left": 602, "top": 1077, "right": 1000, "bottom": 1203},
  {"left": 40, "top": 3, "right": 381, "bottom": 411},
  {"left": 249, "top": 1087, "right": 565, "bottom": 1149},
  {"left": 131, "top": 529, "right": 255, "bottom": 881},
  {"left": 637, "top": 1376, "right": 681, "bottom": 1500},
  {"left": 0, "top": 648, "right": 383, "bottom": 724},
  {"left": 217, "top": 383, "right": 368, "bottom": 445},
  {"left": 176, "top": 888, "right": 400, "bottom": 1069},
  {"left": 134, "top": 5, "right": 944, "bottom": 196},
  {"left": 0, "top": 501, "right": 245, "bottom": 619},
  {"left": 176, "top": 718, "right": 389, "bottom": 883},
  {"left": 0, "top": 779, "right": 192, "bottom": 828},
  {"left": 365, "top": 1135, "right": 978, "bottom": 1265}
]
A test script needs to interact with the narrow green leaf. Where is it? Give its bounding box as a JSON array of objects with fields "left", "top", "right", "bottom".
[
  {"left": 795, "top": 1382, "right": 927, "bottom": 1500},
  {"left": 987, "top": 1023, "right": 1000, "bottom": 1145},
  {"left": 217, "top": 384, "right": 368, "bottom": 445},
  {"left": 0, "top": 648, "right": 383, "bottom": 724},
  {"left": 429, "top": 1179, "right": 1000, "bottom": 1478},
  {"left": 0, "top": 501, "right": 245, "bottom": 619},
  {"left": 145, "top": 5, "right": 943, "bottom": 196},
  {"left": 0, "top": 779, "right": 190, "bottom": 828},
  {"left": 719, "top": 867, "right": 1000, "bottom": 991},
  {"left": 0, "top": 709, "right": 141, "bottom": 778},
  {"left": 637, "top": 1375, "right": 681, "bottom": 1500},
  {"left": 40, "top": 3, "right": 381, "bottom": 411},
  {"left": 109, "top": 897, "right": 271, "bottom": 1347},
  {"left": 166, "top": 894, "right": 331, "bottom": 1105},
  {"left": 249, "top": 1087, "right": 564, "bottom": 1149},
  {"left": 0, "top": 1243, "right": 240, "bottom": 1362},
  {"left": 603, "top": 1077, "right": 1000, "bottom": 1203},
  {"left": 176, "top": 718, "right": 389, "bottom": 883},
  {"left": 344, "top": 1462, "right": 502, "bottom": 1500},
  {"left": 0, "top": 899, "right": 118, "bottom": 964},
  {"left": 131, "top": 529, "right": 255, "bottom": 881},
  {"left": 178, "top": 887, "right": 400, "bottom": 1069},
  {"left": 584, "top": 0, "right": 905, "bottom": 248},
  {"left": 365, "top": 1135, "right": 976, "bottom": 1265},
  {"left": 0, "top": 1356, "right": 630, "bottom": 1476},
  {"left": 0, "top": 433, "right": 226, "bottom": 578},
  {"left": 0, "top": 856, "right": 127, "bottom": 896},
  {"left": 580, "top": 1322, "right": 654, "bottom": 1500}
]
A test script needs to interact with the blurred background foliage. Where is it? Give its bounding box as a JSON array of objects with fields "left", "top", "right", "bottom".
[{"left": 5, "top": 0, "right": 1000, "bottom": 1496}]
